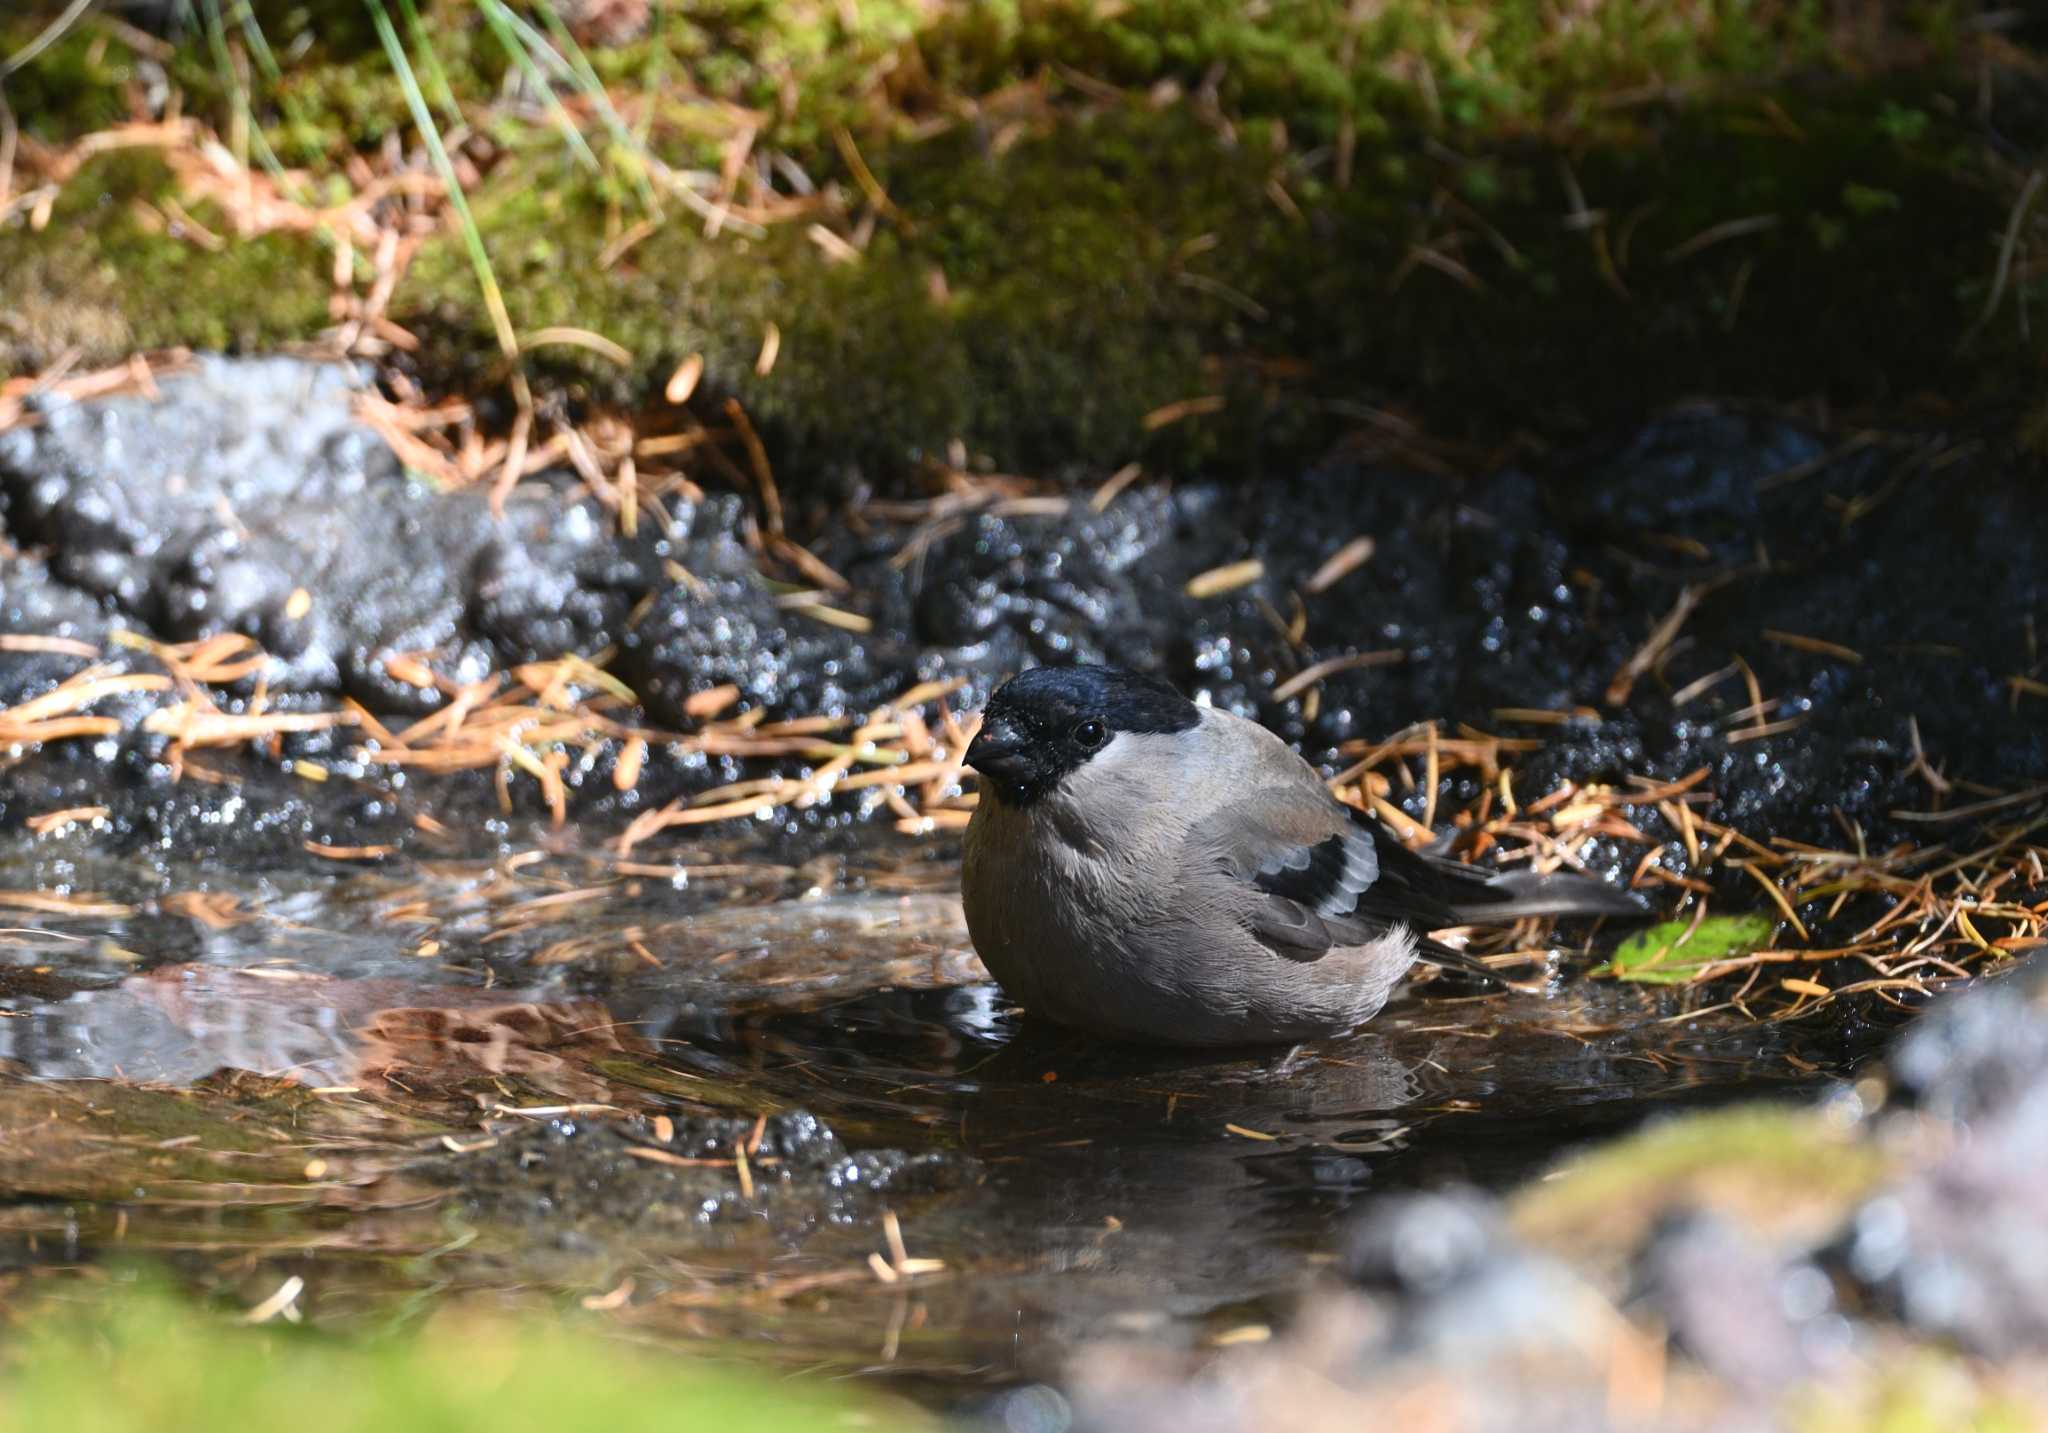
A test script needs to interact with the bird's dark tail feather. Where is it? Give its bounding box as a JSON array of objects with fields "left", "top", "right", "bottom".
[
  {"left": 1416, "top": 869, "right": 1646, "bottom": 986},
  {"left": 1449, "top": 868, "right": 1647, "bottom": 925}
]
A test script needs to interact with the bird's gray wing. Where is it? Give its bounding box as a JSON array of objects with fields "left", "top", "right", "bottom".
[
  {"left": 1202, "top": 785, "right": 1497, "bottom": 967},
  {"left": 1188, "top": 711, "right": 1631, "bottom": 975}
]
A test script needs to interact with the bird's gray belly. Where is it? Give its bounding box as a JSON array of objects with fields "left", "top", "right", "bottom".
[{"left": 964, "top": 813, "right": 1417, "bottom": 1045}]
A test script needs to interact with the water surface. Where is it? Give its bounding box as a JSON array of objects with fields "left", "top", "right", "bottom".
[{"left": 0, "top": 826, "right": 1884, "bottom": 1395}]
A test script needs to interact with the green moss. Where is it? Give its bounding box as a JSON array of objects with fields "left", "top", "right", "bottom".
[
  {"left": 912, "top": 0, "right": 1967, "bottom": 143},
  {"left": 399, "top": 110, "right": 1252, "bottom": 471},
  {"left": 395, "top": 78, "right": 2010, "bottom": 474},
  {"left": 0, "top": 153, "right": 332, "bottom": 371},
  {"left": 4, "top": 1, "right": 1973, "bottom": 194},
  {"left": 0, "top": 24, "right": 142, "bottom": 140},
  {"left": 1509, "top": 1105, "right": 1888, "bottom": 1261},
  {"left": 0, "top": 2, "right": 2022, "bottom": 469},
  {"left": 0, "top": 1283, "right": 930, "bottom": 1433}
]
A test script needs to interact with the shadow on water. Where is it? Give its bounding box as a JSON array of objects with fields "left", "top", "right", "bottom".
[{"left": 0, "top": 830, "right": 1896, "bottom": 1392}]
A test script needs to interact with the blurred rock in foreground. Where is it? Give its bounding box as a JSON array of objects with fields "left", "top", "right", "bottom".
[{"left": 1070, "top": 957, "right": 2048, "bottom": 1432}]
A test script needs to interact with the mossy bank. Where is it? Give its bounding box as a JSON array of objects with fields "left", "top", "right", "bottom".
[{"left": 2, "top": 2, "right": 2041, "bottom": 481}]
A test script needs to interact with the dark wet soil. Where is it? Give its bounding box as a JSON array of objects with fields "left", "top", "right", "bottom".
[{"left": 4, "top": 361, "right": 2043, "bottom": 869}]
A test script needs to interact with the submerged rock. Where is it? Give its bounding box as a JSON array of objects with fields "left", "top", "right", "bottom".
[{"left": 442, "top": 1108, "right": 962, "bottom": 1239}]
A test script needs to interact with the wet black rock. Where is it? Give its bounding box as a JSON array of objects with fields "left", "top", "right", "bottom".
[
  {"left": 1886, "top": 952, "right": 2048, "bottom": 1125},
  {"left": 1336, "top": 1187, "right": 1502, "bottom": 1295},
  {"left": 1335, "top": 1188, "right": 1612, "bottom": 1364},
  {"left": 1638, "top": 1211, "right": 1844, "bottom": 1393},
  {"left": 613, "top": 495, "right": 908, "bottom": 724},
  {"left": 1560, "top": 410, "right": 1812, "bottom": 558},
  {"left": 4, "top": 357, "right": 2043, "bottom": 862},
  {"left": 897, "top": 490, "right": 1211, "bottom": 676},
  {"left": 0, "top": 357, "right": 662, "bottom": 712},
  {"left": 0, "top": 553, "right": 127, "bottom": 710}
]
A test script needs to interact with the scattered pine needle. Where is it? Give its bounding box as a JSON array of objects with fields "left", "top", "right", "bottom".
[
  {"left": 0, "top": 634, "right": 99, "bottom": 657},
  {"left": 26, "top": 805, "right": 108, "bottom": 836},
  {"left": 1185, "top": 559, "right": 1264, "bottom": 599},
  {"left": 664, "top": 353, "right": 704, "bottom": 404},
  {"left": 1090, "top": 461, "right": 1143, "bottom": 512},
  {"left": 1763, "top": 629, "right": 1863, "bottom": 664},
  {"left": 1305, "top": 536, "right": 1375, "bottom": 594},
  {"left": 1272, "top": 649, "right": 1405, "bottom": 702},
  {"left": 1142, "top": 394, "right": 1226, "bottom": 430},
  {"left": 304, "top": 841, "right": 397, "bottom": 860},
  {"left": 522, "top": 326, "right": 633, "bottom": 366}
]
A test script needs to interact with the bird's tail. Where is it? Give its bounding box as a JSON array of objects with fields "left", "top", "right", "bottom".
[
  {"left": 1447, "top": 868, "right": 1647, "bottom": 925},
  {"left": 1413, "top": 868, "right": 1645, "bottom": 986}
]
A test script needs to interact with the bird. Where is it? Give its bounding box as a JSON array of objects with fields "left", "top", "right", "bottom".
[{"left": 960, "top": 664, "right": 1644, "bottom": 1047}]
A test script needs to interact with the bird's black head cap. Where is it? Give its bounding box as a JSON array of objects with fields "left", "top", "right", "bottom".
[{"left": 967, "top": 664, "right": 1199, "bottom": 807}]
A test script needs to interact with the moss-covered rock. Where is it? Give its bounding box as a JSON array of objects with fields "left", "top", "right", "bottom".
[
  {"left": 393, "top": 82, "right": 2013, "bottom": 477},
  {"left": 1507, "top": 1104, "right": 1889, "bottom": 1264},
  {"left": 397, "top": 107, "right": 1258, "bottom": 474},
  {"left": 0, "top": 153, "right": 332, "bottom": 371},
  {"left": 0, "top": 2, "right": 2029, "bottom": 477}
]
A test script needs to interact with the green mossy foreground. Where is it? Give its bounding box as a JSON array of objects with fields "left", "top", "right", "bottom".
[
  {"left": 0, "top": 1285, "right": 919, "bottom": 1433},
  {"left": 1508, "top": 1104, "right": 1890, "bottom": 1259},
  {"left": 1, "top": 2, "right": 2039, "bottom": 476}
]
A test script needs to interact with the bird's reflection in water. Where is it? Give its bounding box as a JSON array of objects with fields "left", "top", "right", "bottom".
[{"left": 649, "top": 974, "right": 1856, "bottom": 1347}]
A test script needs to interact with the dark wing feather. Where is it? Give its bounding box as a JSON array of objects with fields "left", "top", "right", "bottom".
[
  {"left": 1220, "top": 800, "right": 1506, "bottom": 978},
  {"left": 1214, "top": 784, "right": 1637, "bottom": 976},
  {"left": 1241, "top": 826, "right": 1380, "bottom": 961},
  {"left": 1209, "top": 796, "right": 1409, "bottom": 962}
]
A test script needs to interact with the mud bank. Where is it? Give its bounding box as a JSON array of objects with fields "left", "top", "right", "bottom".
[{"left": 3, "top": 357, "right": 2042, "bottom": 867}]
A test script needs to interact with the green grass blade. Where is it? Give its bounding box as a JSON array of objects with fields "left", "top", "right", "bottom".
[
  {"left": 393, "top": 0, "right": 464, "bottom": 129},
  {"left": 635, "top": 0, "right": 669, "bottom": 151},
  {"left": 1, "top": 0, "right": 94, "bottom": 79},
  {"left": 365, "top": 0, "right": 523, "bottom": 373},
  {"left": 197, "top": 0, "right": 252, "bottom": 174},
  {"left": 183, "top": 0, "right": 364, "bottom": 281},
  {"left": 508, "top": 1, "right": 660, "bottom": 212},
  {"left": 229, "top": 0, "right": 281, "bottom": 84},
  {"left": 478, "top": 0, "right": 601, "bottom": 172}
]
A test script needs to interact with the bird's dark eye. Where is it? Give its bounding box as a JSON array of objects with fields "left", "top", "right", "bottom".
[{"left": 1071, "top": 718, "right": 1109, "bottom": 750}]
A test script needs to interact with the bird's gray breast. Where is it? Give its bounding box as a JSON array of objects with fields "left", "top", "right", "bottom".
[{"left": 960, "top": 732, "right": 1194, "bottom": 1022}]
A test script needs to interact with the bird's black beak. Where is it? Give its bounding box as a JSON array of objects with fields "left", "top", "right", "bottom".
[{"left": 965, "top": 715, "right": 1031, "bottom": 783}]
